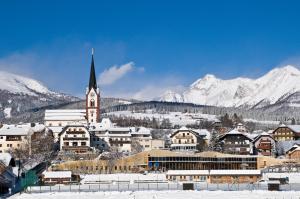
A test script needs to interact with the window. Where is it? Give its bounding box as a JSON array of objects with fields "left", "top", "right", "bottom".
[
  {"left": 81, "top": 142, "right": 86, "bottom": 146},
  {"left": 0, "top": 144, "right": 2, "bottom": 147},
  {"left": 90, "top": 99, "right": 95, "bottom": 107}
]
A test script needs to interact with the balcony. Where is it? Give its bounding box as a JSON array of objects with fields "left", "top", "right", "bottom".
[
  {"left": 6, "top": 136, "right": 22, "bottom": 141},
  {"left": 175, "top": 135, "right": 194, "bottom": 139},
  {"left": 63, "top": 137, "right": 89, "bottom": 141},
  {"left": 66, "top": 131, "right": 86, "bottom": 134}
]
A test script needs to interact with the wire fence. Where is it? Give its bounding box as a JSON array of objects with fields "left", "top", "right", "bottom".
[{"left": 24, "top": 182, "right": 300, "bottom": 193}]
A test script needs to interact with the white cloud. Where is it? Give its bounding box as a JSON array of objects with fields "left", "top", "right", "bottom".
[{"left": 99, "top": 62, "right": 135, "bottom": 85}]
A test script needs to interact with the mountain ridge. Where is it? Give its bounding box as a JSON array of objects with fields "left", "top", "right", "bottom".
[{"left": 159, "top": 65, "right": 300, "bottom": 108}]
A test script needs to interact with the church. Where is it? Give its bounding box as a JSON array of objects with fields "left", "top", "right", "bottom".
[{"left": 44, "top": 50, "right": 101, "bottom": 141}]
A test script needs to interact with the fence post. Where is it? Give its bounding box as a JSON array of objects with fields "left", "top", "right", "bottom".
[
  {"left": 50, "top": 185, "right": 51, "bottom": 192},
  {"left": 79, "top": 184, "right": 80, "bottom": 192},
  {"left": 89, "top": 185, "right": 91, "bottom": 191},
  {"left": 70, "top": 184, "right": 71, "bottom": 192},
  {"left": 40, "top": 185, "right": 41, "bottom": 193},
  {"left": 59, "top": 185, "right": 60, "bottom": 192}
]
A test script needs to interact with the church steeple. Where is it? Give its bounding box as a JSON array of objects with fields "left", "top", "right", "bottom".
[
  {"left": 89, "top": 48, "right": 97, "bottom": 90},
  {"left": 86, "top": 48, "right": 100, "bottom": 124}
]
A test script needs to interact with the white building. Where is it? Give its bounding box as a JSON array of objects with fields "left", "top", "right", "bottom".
[
  {"left": 0, "top": 123, "right": 45, "bottom": 153},
  {"left": 45, "top": 109, "right": 87, "bottom": 141},
  {"left": 131, "top": 127, "right": 165, "bottom": 151},
  {"left": 170, "top": 127, "right": 206, "bottom": 152},
  {"left": 89, "top": 118, "right": 132, "bottom": 153},
  {"left": 59, "top": 125, "right": 91, "bottom": 153}
]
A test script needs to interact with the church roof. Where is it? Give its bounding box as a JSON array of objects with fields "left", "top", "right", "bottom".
[{"left": 89, "top": 53, "right": 97, "bottom": 90}]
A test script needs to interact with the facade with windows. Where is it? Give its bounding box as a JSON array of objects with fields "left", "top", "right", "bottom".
[
  {"left": 59, "top": 125, "right": 91, "bottom": 153},
  {"left": 170, "top": 127, "right": 205, "bottom": 152},
  {"left": 252, "top": 132, "right": 276, "bottom": 156},
  {"left": 272, "top": 124, "right": 300, "bottom": 141},
  {"left": 89, "top": 118, "right": 132, "bottom": 153},
  {"left": 218, "top": 129, "right": 253, "bottom": 155}
]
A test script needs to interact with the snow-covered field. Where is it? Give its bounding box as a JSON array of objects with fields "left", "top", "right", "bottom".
[
  {"left": 11, "top": 190, "right": 300, "bottom": 199},
  {"left": 81, "top": 173, "right": 166, "bottom": 184},
  {"left": 106, "top": 110, "right": 218, "bottom": 125}
]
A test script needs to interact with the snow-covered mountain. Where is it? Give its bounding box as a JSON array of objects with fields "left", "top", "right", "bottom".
[
  {"left": 0, "top": 71, "right": 79, "bottom": 120},
  {"left": 159, "top": 65, "right": 300, "bottom": 108}
]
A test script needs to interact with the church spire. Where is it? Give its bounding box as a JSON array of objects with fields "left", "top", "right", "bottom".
[{"left": 89, "top": 48, "right": 97, "bottom": 90}]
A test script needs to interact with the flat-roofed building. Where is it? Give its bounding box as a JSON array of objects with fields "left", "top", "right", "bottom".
[{"left": 44, "top": 109, "right": 87, "bottom": 141}]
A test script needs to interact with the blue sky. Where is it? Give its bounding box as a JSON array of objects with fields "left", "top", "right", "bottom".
[{"left": 1, "top": 0, "right": 300, "bottom": 99}]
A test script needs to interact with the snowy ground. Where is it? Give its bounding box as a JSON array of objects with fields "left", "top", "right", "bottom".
[
  {"left": 106, "top": 110, "right": 218, "bottom": 126},
  {"left": 11, "top": 190, "right": 300, "bottom": 199},
  {"left": 81, "top": 173, "right": 166, "bottom": 184}
]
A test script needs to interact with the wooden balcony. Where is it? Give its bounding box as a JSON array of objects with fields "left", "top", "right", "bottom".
[{"left": 63, "top": 137, "right": 89, "bottom": 141}]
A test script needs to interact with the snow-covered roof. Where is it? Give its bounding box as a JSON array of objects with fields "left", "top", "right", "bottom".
[
  {"left": 48, "top": 126, "right": 64, "bottom": 133},
  {"left": 167, "top": 170, "right": 209, "bottom": 175},
  {"left": 43, "top": 171, "right": 72, "bottom": 178},
  {"left": 179, "top": 126, "right": 189, "bottom": 131},
  {"left": 287, "top": 125, "right": 300, "bottom": 133},
  {"left": 223, "top": 129, "right": 253, "bottom": 140},
  {"left": 0, "top": 124, "right": 32, "bottom": 136},
  {"left": 0, "top": 153, "right": 13, "bottom": 167},
  {"left": 131, "top": 127, "right": 151, "bottom": 135},
  {"left": 209, "top": 170, "right": 261, "bottom": 175},
  {"left": 44, "top": 109, "right": 86, "bottom": 121}
]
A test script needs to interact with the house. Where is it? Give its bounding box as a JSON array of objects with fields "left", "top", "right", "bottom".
[
  {"left": 131, "top": 127, "right": 165, "bottom": 151},
  {"left": 59, "top": 125, "right": 91, "bottom": 153},
  {"left": 0, "top": 153, "right": 17, "bottom": 194},
  {"left": 0, "top": 124, "right": 39, "bottom": 153},
  {"left": 42, "top": 171, "right": 74, "bottom": 185},
  {"left": 272, "top": 124, "right": 300, "bottom": 141},
  {"left": 252, "top": 132, "right": 276, "bottom": 156},
  {"left": 286, "top": 144, "right": 300, "bottom": 159},
  {"left": 170, "top": 127, "right": 206, "bottom": 152},
  {"left": 89, "top": 118, "right": 132, "bottom": 153},
  {"left": 218, "top": 129, "right": 253, "bottom": 155}
]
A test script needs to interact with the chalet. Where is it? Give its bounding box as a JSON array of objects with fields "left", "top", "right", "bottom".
[
  {"left": 218, "top": 129, "right": 253, "bottom": 155},
  {"left": 252, "top": 132, "right": 276, "bottom": 156},
  {"left": 170, "top": 127, "right": 206, "bottom": 152},
  {"left": 286, "top": 144, "right": 300, "bottom": 159},
  {"left": 59, "top": 125, "right": 91, "bottom": 153},
  {"left": 272, "top": 124, "right": 300, "bottom": 141}
]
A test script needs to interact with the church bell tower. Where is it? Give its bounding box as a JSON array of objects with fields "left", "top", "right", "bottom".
[{"left": 86, "top": 48, "right": 100, "bottom": 123}]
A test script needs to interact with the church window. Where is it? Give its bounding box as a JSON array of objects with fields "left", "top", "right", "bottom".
[{"left": 90, "top": 99, "right": 95, "bottom": 107}]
